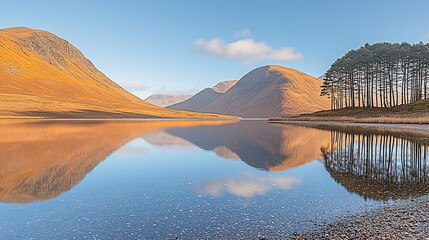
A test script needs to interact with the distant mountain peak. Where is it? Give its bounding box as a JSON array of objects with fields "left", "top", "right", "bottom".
[
  {"left": 145, "top": 94, "right": 193, "bottom": 108},
  {"left": 168, "top": 80, "right": 238, "bottom": 112},
  {"left": 212, "top": 80, "right": 239, "bottom": 93}
]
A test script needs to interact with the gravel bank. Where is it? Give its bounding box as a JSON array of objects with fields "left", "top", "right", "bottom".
[{"left": 291, "top": 196, "right": 429, "bottom": 239}]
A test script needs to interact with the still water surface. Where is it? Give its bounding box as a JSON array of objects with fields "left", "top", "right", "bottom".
[{"left": 0, "top": 120, "right": 428, "bottom": 239}]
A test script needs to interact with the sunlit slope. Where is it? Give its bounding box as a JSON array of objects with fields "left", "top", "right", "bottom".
[
  {"left": 201, "top": 65, "right": 330, "bottom": 117},
  {"left": 0, "top": 27, "right": 228, "bottom": 118},
  {"left": 0, "top": 120, "right": 236, "bottom": 203}
]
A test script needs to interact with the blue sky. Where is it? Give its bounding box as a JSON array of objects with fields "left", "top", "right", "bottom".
[{"left": 1, "top": 0, "right": 429, "bottom": 98}]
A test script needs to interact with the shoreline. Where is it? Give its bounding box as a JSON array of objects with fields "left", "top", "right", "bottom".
[
  {"left": 270, "top": 120, "right": 429, "bottom": 132},
  {"left": 291, "top": 196, "right": 429, "bottom": 239},
  {"left": 1, "top": 117, "right": 429, "bottom": 132},
  {"left": 0, "top": 117, "right": 245, "bottom": 121},
  {"left": 269, "top": 115, "right": 429, "bottom": 124}
]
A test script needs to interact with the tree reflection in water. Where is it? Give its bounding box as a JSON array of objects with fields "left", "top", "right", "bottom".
[{"left": 321, "top": 129, "right": 429, "bottom": 201}]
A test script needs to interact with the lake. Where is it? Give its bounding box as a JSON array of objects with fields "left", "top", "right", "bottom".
[{"left": 0, "top": 120, "right": 428, "bottom": 239}]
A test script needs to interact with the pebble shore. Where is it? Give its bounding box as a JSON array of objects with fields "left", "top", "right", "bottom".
[{"left": 291, "top": 196, "right": 429, "bottom": 239}]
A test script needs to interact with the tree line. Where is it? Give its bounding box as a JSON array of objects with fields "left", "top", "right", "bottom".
[{"left": 321, "top": 42, "right": 429, "bottom": 109}]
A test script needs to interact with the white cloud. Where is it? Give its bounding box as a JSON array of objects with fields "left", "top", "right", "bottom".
[
  {"left": 197, "top": 172, "right": 302, "bottom": 198},
  {"left": 194, "top": 38, "right": 302, "bottom": 64},
  {"left": 234, "top": 28, "right": 252, "bottom": 38}
]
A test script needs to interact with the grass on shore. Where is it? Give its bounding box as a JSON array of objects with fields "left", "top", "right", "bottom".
[{"left": 270, "top": 98, "right": 429, "bottom": 124}]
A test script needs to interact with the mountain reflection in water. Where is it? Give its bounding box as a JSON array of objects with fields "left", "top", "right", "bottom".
[
  {"left": 1, "top": 120, "right": 429, "bottom": 204},
  {"left": 144, "top": 121, "right": 331, "bottom": 171},
  {"left": 0, "top": 120, "right": 235, "bottom": 203}
]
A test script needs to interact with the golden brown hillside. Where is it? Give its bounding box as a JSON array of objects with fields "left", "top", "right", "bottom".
[{"left": 0, "top": 27, "right": 228, "bottom": 118}]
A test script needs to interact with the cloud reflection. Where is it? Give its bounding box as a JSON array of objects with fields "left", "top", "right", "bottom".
[{"left": 197, "top": 172, "right": 302, "bottom": 198}]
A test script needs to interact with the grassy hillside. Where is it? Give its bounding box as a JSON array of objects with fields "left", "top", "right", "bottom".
[{"left": 270, "top": 98, "right": 429, "bottom": 123}]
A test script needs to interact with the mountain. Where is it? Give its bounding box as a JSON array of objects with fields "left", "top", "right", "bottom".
[
  {"left": 168, "top": 80, "right": 238, "bottom": 111},
  {"left": 144, "top": 94, "right": 192, "bottom": 107},
  {"left": 0, "top": 27, "right": 225, "bottom": 118},
  {"left": 200, "top": 65, "right": 330, "bottom": 117}
]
